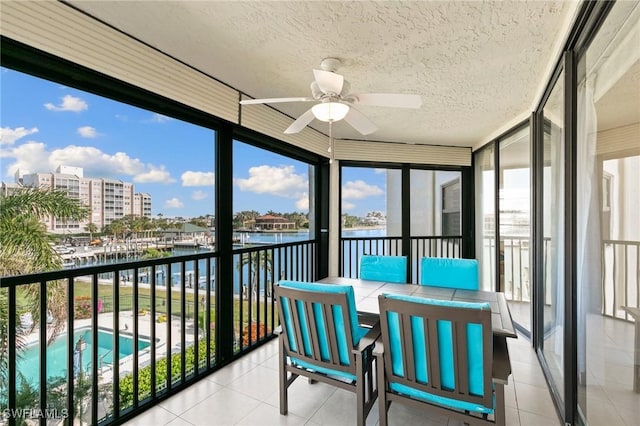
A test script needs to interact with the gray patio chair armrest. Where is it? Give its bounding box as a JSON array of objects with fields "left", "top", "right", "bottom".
[
  {"left": 354, "top": 321, "right": 381, "bottom": 353},
  {"left": 492, "top": 336, "right": 512, "bottom": 385},
  {"left": 372, "top": 338, "right": 384, "bottom": 358}
]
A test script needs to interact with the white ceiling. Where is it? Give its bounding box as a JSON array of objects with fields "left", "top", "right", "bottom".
[{"left": 68, "top": 1, "right": 576, "bottom": 148}]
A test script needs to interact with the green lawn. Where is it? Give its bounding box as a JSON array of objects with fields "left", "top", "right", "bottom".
[
  {"left": 79, "top": 281, "right": 275, "bottom": 328},
  {"left": 14, "top": 279, "right": 277, "bottom": 338}
]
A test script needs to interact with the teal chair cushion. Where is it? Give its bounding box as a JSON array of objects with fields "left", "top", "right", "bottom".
[
  {"left": 389, "top": 382, "right": 495, "bottom": 414},
  {"left": 420, "top": 257, "right": 479, "bottom": 290},
  {"left": 382, "top": 293, "right": 492, "bottom": 413},
  {"left": 278, "top": 280, "right": 369, "bottom": 380},
  {"left": 360, "top": 255, "right": 407, "bottom": 283}
]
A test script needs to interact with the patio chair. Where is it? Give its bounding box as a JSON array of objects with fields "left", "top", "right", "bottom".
[
  {"left": 359, "top": 254, "right": 408, "bottom": 283},
  {"left": 274, "top": 280, "right": 380, "bottom": 426},
  {"left": 420, "top": 257, "right": 479, "bottom": 290},
  {"left": 375, "top": 293, "right": 511, "bottom": 426}
]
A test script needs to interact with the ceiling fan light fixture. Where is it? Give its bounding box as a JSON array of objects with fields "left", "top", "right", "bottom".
[{"left": 312, "top": 102, "right": 350, "bottom": 122}]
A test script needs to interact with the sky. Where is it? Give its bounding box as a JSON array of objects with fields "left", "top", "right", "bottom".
[{"left": 1, "top": 67, "right": 387, "bottom": 218}]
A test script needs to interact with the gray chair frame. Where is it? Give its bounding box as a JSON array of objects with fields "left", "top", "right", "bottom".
[
  {"left": 274, "top": 284, "right": 380, "bottom": 426},
  {"left": 375, "top": 295, "right": 511, "bottom": 426}
]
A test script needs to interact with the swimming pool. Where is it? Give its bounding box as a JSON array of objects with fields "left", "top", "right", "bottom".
[{"left": 16, "top": 327, "right": 151, "bottom": 386}]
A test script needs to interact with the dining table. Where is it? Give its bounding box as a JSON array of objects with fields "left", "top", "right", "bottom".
[{"left": 316, "top": 276, "right": 518, "bottom": 339}]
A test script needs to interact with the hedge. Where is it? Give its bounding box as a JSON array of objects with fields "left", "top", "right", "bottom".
[{"left": 119, "top": 338, "right": 215, "bottom": 407}]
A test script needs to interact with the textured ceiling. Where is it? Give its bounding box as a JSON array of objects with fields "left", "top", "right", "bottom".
[{"left": 68, "top": 1, "right": 575, "bottom": 148}]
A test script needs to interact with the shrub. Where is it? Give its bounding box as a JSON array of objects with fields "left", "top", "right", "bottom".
[
  {"left": 197, "top": 310, "right": 215, "bottom": 331},
  {"left": 74, "top": 296, "right": 92, "bottom": 319},
  {"left": 119, "top": 339, "right": 215, "bottom": 407},
  {"left": 241, "top": 323, "right": 266, "bottom": 347}
]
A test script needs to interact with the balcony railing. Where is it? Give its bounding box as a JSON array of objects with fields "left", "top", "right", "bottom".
[
  {"left": 495, "top": 236, "right": 639, "bottom": 322},
  {"left": 481, "top": 235, "right": 533, "bottom": 303},
  {"left": 233, "top": 241, "right": 316, "bottom": 351},
  {"left": 340, "top": 235, "right": 462, "bottom": 283},
  {"left": 602, "top": 239, "right": 640, "bottom": 320},
  {"left": 0, "top": 239, "right": 316, "bottom": 425},
  {"left": 342, "top": 235, "right": 639, "bottom": 324}
]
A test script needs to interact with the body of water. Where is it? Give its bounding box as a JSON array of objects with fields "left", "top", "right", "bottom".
[
  {"left": 99, "top": 228, "right": 387, "bottom": 295},
  {"left": 172, "top": 229, "right": 386, "bottom": 293},
  {"left": 17, "top": 326, "right": 150, "bottom": 386}
]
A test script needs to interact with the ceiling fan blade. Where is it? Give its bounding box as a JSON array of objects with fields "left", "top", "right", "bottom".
[
  {"left": 284, "top": 108, "right": 316, "bottom": 134},
  {"left": 313, "top": 69, "right": 344, "bottom": 95},
  {"left": 351, "top": 93, "right": 423, "bottom": 109},
  {"left": 240, "top": 97, "right": 314, "bottom": 105},
  {"left": 344, "top": 108, "right": 378, "bottom": 135}
]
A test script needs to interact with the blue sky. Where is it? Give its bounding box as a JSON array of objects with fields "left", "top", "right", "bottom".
[{"left": 1, "top": 67, "right": 387, "bottom": 218}]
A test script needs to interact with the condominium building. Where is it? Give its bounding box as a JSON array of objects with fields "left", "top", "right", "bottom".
[
  {"left": 16, "top": 165, "right": 151, "bottom": 233},
  {"left": 134, "top": 192, "right": 152, "bottom": 218}
]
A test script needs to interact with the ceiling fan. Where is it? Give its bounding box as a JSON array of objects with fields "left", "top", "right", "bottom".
[{"left": 239, "top": 58, "right": 422, "bottom": 135}]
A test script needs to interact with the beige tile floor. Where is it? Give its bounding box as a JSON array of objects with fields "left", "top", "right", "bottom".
[{"left": 124, "top": 334, "right": 562, "bottom": 426}]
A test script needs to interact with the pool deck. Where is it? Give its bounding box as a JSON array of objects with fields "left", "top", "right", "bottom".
[{"left": 20, "top": 310, "right": 195, "bottom": 383}]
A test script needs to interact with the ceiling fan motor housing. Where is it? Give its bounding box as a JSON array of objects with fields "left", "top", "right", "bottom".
[
  {"left": 320, "top": 57, "right": 341, "bottom": 72},
  {"left": 311, "top": 80, "right": 351, "bottom": 99}
]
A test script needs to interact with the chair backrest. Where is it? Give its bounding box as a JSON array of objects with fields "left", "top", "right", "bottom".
[
  {"left": 275, "top": 280, "right": 367, "bottom": 378},
  {"left": 420, "top": 257, "right": 479, "bottom": 290},
  {"left": 360, "top": 255, "right": 407, "bottom": 283},
  {"left": 378, "top": 293, "right": 494, "bottom": 412}
]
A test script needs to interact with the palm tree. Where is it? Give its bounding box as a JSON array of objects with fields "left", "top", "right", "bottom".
[
  {"left": 237, "top": 250, "right": 274, "bottom": 299},
  {"left": 0, "top": 188, "right": 88, "bottom": 395},
  {"left": 84, "top": 222, "right": 98, "bottom": 241},
  {"left": 106, "top": 218, "right": 127, "bottom": 242},
  {"left": 0, "top": 188, "right": 88, "bottom": 275}
]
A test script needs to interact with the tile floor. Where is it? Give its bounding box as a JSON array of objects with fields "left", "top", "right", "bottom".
[{"left": 124, "top": 334, "right": 561, "bottom": 426}]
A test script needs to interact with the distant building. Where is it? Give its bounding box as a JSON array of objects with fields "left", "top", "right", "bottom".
[
  {"left": 14, "top": 165, "right": 152, "bottom": 234},
  {"left": 134, "top": 192, "right": 152, "bottom": 217},
  {"left": 0, "top": 181, "right": 22, "bottom": 197},
  {"left": 255, "top": 214, "right": 296, "bottom": 231},
  {"left": 158, "top": 223, "right": 209, "bottom": 241}
]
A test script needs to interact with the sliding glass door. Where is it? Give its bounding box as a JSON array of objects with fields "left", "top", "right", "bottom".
[
  {"left": 541, "top": 68, "right": 566, "bottom": 405},
  {"left": 575, "top": 1, "right": 640, "bottom": 423},
  {"left": 499, "top": 126, "right": 531, "bottom": 332}
]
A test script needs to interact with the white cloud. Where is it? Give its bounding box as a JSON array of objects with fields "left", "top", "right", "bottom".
[
  {"left": 0, "top": 127, "right": 38, "bottom": 145},
  {"left": 148, "top": 113, "right": 172, "bottom": 123},
  {"left": 295, "top": 194, "right": 309, "bottom": 211},
  {"left": 182, "top": 171, "right": 215, "bottom": 186},
  {"left": 165, "top": 198, "right": 184, "bottom": 209},
  {"left": 77, "top": 126, "right": 99, "bottom": 138},
  {"left": 342, "top": 180, "right": 383, "bottom": 200},
  {"left": 48, "top": 146, "right": 144, "bottom": 176},
  {"left": 342, "top": 201, "right": 356, "bottom": 211},
  {"left": 134, "top": 166, "right": 175, "bottom": 184},
  {"left": 192, "top": 190, "right": 207, "bottom": 201},
  {"left": 44, "top": 95, "right": 88, "bottom": 112},
  {"left": 235, "top": 165, "right": 307, "bottom": 198},
  {"left": 1, "top": 141, "right": 173, "bottom": 183},
  {"left": 0, "top": 141, "right": 50, "bottom": 177}
]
